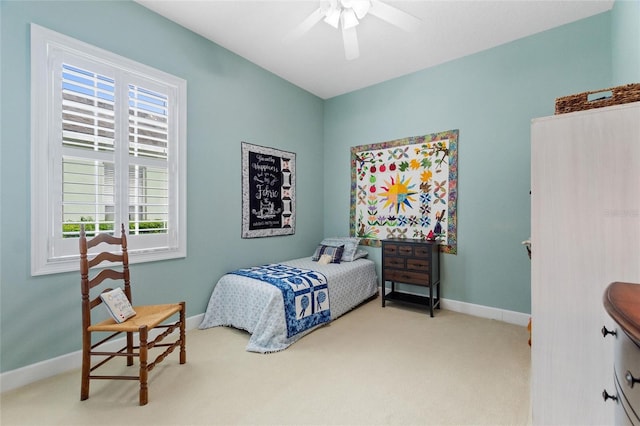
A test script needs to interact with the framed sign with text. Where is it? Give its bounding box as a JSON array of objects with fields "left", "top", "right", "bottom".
[{"left": 241, "top": 142, "right": 295, "bottom": 238}]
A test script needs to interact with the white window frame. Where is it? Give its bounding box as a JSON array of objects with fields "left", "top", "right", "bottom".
[{"left": 30, "top": 24, "right": 187, "bottom": 276}]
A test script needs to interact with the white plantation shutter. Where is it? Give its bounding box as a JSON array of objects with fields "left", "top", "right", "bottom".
[
  {"left": 129, "top": 85, "right": 168, "bottom": 160},
  {"left": 31, "top": 24, "right": 186, "bottom": 275},
  {"left": 61, "top": 65, "right": 116, "bottom": 153},
  {"left": 128, "top": 85, "right": 169, "bottom": 235},
  {"left": 61, "top": 65, "right": 117, "bottom": 235}
]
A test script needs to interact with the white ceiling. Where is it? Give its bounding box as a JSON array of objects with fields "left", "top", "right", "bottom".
[{"left": 135, "top": 0, "right": 614, "bottom": 99}]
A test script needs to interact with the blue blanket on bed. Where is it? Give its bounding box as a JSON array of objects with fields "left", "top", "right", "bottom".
[{"left": 230, "top": 264, "right": 330, "bottom": 338}]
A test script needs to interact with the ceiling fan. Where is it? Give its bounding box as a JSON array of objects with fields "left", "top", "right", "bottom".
[{"left": 284, "top": 0, "right": 421, "bottom": 60}]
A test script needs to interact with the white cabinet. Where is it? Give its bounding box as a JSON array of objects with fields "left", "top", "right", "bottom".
[{"left": 531, "top": 102, "right": 640, "bottom": 425}]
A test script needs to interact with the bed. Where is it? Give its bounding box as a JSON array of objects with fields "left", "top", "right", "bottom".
[{"left": 199, "top": 243, "right": 378, "bottom": 353}]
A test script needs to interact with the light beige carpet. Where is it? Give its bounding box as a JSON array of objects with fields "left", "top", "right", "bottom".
[{"left": 1, "top": 296, "right": 531, "bottom": 425}]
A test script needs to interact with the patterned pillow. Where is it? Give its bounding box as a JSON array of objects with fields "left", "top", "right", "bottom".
[
  {"left": 311, "top": 244, "right": 324, "bottom": 261},
  {"left": 311, "top": 244, "right": 344, "bottom": 264},
  {"left": 321, "top": 237, "right": 361, "bottom": 262}
]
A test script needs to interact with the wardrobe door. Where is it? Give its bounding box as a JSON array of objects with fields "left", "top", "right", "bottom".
[{"left": 531, "top": 102, "right": 640, "bottom": 425}]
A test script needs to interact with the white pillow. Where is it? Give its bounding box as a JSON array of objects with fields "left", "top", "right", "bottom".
[
  {"left": 353, "top": 249, "right": 369, "bottom": 260},
  {"left": 100, "top": 287, "right": 136, "bottom": 323}
]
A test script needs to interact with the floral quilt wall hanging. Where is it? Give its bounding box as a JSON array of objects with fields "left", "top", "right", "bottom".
[{"left": 350, "top": 130, "right": 458, "bottom": 254}]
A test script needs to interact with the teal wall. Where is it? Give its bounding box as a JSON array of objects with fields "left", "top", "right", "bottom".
[
  {"left": 612, "top": 0, "right": 640, "bottom": 85},
  {"left": 323, "top": 13, "right": 614, "bottom": 314},
  {"left": 1, "top": 0, "right": 636, "bottom": 374},
  {"left": 0, "top": 1, "right": 324, "bottom": 373}
]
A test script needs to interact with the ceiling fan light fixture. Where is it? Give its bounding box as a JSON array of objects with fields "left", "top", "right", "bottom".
[
  {"left": 351, "top": 0, "right": 371, "bottom": 20},
  {"left": 341, "top": 8, "right": 359, "bottom": 29},
  {"left": 286, "top": 0, "right": 418, "bottom": 61},
  {"left": 324, "top": 7, "right": 341, "bottom": 28}
]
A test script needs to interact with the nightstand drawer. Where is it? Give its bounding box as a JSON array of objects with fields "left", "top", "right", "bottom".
[
  {"left": 407, "top": 258, "right": 429, "bottom": 270},
  {"left": 384, "top": 269, "right": 430, "bottom": 286},
  {"left": 383, "top": 244, "right": 399, "bottom": 256},
  {"left": 397, "top": 245, "right": 414, "bottom": 256},
  {"left": 384, "top": 257, "right": 405, "bottom": 268},
  {"left": 413, "top": 246, "right": 431, "bottom": 257}
]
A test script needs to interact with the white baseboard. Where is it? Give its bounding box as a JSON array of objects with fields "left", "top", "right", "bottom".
[
  {"left": 2, "top": 299, "right": 531, "bottom": 394},
  {"left": 381, "top": 286, "right": 530, "bottom": 327},
  {"left": 440, "top": 298, "right": 530, "bottom": 327},
  {"left": 0, "top": 314, "right": 204, "bottom": 394}
]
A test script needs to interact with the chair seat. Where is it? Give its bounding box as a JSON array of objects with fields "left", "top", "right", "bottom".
[{"left": 88, "top": 303, "right": 183, "bottom": 332}]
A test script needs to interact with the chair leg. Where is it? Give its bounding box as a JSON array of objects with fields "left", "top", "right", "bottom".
[
  {"left": 80, "top": 332, "right": 90, "bottom": 401},
  {"left": 179, "top": 302, "right": 186, "bottom": 364},
  {"left": 138, "top": 327, "right": 148, "bottom": 406},
  {"left": 126, "top": 331, "right": 134, "bottom": 366}
]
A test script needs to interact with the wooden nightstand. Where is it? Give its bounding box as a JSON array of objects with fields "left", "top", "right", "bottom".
[{"left": 381, "top": 238, "right": 441, "bottom": 317}]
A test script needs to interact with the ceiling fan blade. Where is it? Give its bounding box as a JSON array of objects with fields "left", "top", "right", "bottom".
[
  {"left": 342, "top": 26, "right": 360, "bottom": 60},
  {"left": 368, "top": 0, "right": 421, "bottom": 32},
  {"left": 283, "top": 7, "right": 325, "bottom": 43}
]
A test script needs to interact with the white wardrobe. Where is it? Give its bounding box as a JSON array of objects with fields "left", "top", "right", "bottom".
[{"left": 531, "top": 102, "right": 640, "bottom": 425}]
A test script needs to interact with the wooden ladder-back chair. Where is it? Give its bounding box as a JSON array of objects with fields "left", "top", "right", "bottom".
[{"left": 80, "top": 223, "right": 186, "bottom": 405}]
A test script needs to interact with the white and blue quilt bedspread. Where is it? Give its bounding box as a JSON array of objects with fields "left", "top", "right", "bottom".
[
  {"left": 199, "top": 257, "right": 378, "bottom": 353},
  {"left": 230, "top": 264, "right": 330, "bottom": 338}
]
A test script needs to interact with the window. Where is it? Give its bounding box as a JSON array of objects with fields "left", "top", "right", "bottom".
[{"left": 31, "top": 24, "right": 187, "bottom": 275}]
